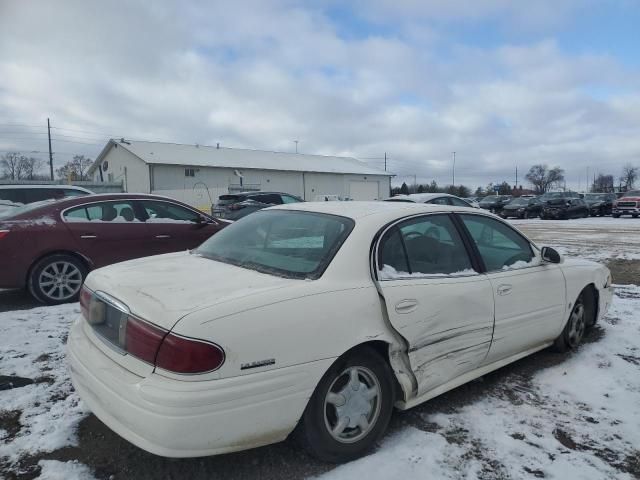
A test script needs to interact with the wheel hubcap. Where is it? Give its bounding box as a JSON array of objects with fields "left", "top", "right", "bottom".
[
  {"left": 39, "top": 261, "right": 82, "bottom": 301},
  {"left": 567, "top": 301, "right": 586, "bottom": 347},
  {"left": 324, "top": 366, "right": 381, "bottom": 444}
]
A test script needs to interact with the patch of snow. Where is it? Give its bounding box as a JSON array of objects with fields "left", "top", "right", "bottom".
[
  {"left": 502, "top": 257, "right": 542, "bottom": 270},
  {"left": 379, "top": 264, "right": 479, "bottom": 279},
  {"left": 37, "top": 459, "right": 96, "bottom": 480},
  {"left": 0, "top": 304, "right": 89, "bottom": 466}
]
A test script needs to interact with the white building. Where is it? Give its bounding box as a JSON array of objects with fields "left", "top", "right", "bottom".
[{"left": 89, "top": 139, "right": 393, "bottom": 211}]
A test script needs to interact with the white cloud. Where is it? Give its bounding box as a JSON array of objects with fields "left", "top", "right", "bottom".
[{"left": 0, "top": 0, "right": 638, "bottom": 189}]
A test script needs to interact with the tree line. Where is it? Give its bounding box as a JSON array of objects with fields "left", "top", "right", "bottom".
[
  {"left": 0, "top": 152, "right": 94, "bottom": 181},
  {"left": 393, "top": 163, "right": 638, "bottom": 198}
]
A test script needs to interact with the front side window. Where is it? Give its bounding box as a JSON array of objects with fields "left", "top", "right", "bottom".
[
  {"left": 459, "top": 214, "right": 536, "bottom": 271},
  {"left": 140, "top": 200, "right": 201, "bottom": 223},
  {"left": 428, "top": 197, "right": 450, "bottom": 205},
  {"left": 378, "top": 214, "right": 474, "bottom": 279},
  {"left": 450, "top": 197, "right": 470, "bottom": 207},
  {"left": 64, "top": 201, "right": 139, "bottom": 222},
  {"left": 195, "top": 210, "right": 353, "bottom": 279}
]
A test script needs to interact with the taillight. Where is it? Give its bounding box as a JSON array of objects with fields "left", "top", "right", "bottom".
[
  {"left": 79, "top": 285, "right": 92, "bottom": 320},
  {"left": 155, "top": 333, "right": 225, "bottom": 374},
  {"left": 125, "top": 316, "right": 167, "bottom": 365},
  {"left": 0, "top": 230, "right": 9, "bottom": 240},
  {"left": 82, "top": 288, "right": 225, "bottom": 374}
]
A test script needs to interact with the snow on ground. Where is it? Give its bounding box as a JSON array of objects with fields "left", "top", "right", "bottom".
[
  {"left": 511, "top": 217, "right": 640, "bottom": 262},
  {"left": 36, "top": 460, "right": 95, "bottom": 480},
  {"left": 320, "top": 284, "right": 640, "bottom": 480},
  {"left": 0, "top": 303, "right": 89, "bottom": 475}
]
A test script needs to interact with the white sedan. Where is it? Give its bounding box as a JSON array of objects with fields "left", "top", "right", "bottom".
[{"left": 67, "top": 202, "right": 613, "bottom": 462}]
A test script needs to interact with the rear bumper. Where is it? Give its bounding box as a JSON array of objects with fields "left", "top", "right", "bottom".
[{"left": 67, "top": 317, "right": 333, "bottom": 457}]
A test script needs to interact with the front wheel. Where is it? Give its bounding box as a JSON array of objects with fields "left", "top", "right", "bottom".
[
  {"left": 29, "top": 254, "right": 87, "bottom": 305},
  {"left": 553, "top": 293, "right": 587, "bottom": 352},
  {"left": 294, "top": 347, "right": 395, "bottom": 463},
  {"left": 613, "top": 214, "right": 621, "bottom": 218}
]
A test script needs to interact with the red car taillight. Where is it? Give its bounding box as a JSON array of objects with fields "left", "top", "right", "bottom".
[
  {"left": 81, "top": 286, "right": 225, "bottom": 374},
  {"left": 0, "top": 230, "right": 9, "bottom": 240}
]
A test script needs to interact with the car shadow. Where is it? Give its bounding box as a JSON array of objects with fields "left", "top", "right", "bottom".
[{"left": 0, "top": 289, "right": 40, "bottom": 313}]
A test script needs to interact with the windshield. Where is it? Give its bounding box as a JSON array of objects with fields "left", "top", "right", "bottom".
[
  {"left": 509, "top": 198, "right": 530, "bottom": 205},
  {"left": 0, "top": 200, "right": 54, "bottom": 220},
  {"left": 195, "top": 210, "right": 354, "bottom": 279},
  {"left": 480, "top": 196, "right": 498, "bottom": 204}
]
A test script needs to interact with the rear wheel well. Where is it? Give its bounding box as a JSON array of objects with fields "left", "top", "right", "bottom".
[{"left": 343, "top": 340, "right": 404, "bottom": 402}]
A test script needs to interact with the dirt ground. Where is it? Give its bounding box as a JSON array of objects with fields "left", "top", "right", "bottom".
[{"left": 1, "top": 217, "right": 639, "bottom": 479}]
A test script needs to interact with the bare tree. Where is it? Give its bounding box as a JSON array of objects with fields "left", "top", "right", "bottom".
[
  {"left": 525, "top": 164, "right": 565, "bottom": 193},
  {"left": 591, "top": 173, "right": 615, "bottom": 193},
  {"left": 56, "top": 155, "right": 93, "bottom": 181},
  {"left": 0, "top": 152, "right": 26, "bottom": 180},
  {"left": 20, "top": 156, "right": 44, "bottom": 180},
  {"left": 620, "top": 164, "right": 638, "bottom": 191}
]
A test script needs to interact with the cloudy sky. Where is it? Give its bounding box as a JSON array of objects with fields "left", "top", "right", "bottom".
[{"left": 1, "top": 0, "right": 639, "bottom": 190}]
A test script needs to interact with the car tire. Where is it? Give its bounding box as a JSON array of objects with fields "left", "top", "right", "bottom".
[
  {"left": 523, "top": 211, "right": 529, "bottom": 219},
  {"left": 612, "top": 214, "right": 621, "bottom": 218},
  {"left": 294, "top": 346, "right": 395, "bottom": 463},
  {"left": 633, "top": 214, "right": 639, "bottom": 218},
  {"left": 29, "top": 254, "right": 87, "bottom": 305},
  {"left": 552, "top": 291, "right": 590, "bottom": 352}
]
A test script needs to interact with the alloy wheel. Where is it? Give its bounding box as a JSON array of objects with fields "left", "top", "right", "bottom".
[
  {"left": 38, "top": 261, "right": 83, "bottom": 301},
  {"left": 323, "top": 366, "right": 382, "bottom": 444},
  {"left": 567, "top": 300, "right": 586, "bottom": 348}
]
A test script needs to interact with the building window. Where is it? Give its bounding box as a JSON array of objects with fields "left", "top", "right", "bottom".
[{"left": 185, "top": 168, "right": 195, "bottom": 177}]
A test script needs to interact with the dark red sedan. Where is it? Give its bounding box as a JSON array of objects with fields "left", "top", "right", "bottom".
[{"left": 0, "top": 193, "right": 228, "bottom": 304}]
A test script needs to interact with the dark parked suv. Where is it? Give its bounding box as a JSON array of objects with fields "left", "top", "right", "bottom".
[
  {"left": 583, "top": 193, "right": 617, "bottom": 216},
  {"left": 539, "top": 192, "right": 589, "bottom": 219},
  {"left": 212, "top": 192, "right": 304, "bottom": 220},
  {"left": 0, "top": 184, "right": 92, "bottom": 204}
]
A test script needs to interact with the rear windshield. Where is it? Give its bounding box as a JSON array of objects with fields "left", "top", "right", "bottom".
[{"left": 195, "top": 210, "right": 354, "bottom": 279}]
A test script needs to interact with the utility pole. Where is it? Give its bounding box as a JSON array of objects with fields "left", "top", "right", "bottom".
[
  {"left": 414, "top": 174, "right": 417, "bottom": 194},
  {"left": 452, "top": 151, "right": 456, "bottom": 186},
  {"left": 384, "top": 152, "right": 387, "bottom": 172},
  {"left": 294, "top": 140, "right": 299, "bottom": 153},
  {"left": 586, "top": 166, "right": 590, "bottom": 192},
  {"left": 515, "top": 165, "right": 518, "bottom": 189},
  {"left": 47, "top": 118, "right": 54, "bottom": 180}
]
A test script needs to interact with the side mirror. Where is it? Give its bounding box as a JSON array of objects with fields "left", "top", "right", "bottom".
[{"left": 541, "top": 246, "right": 563, "bottom": 264}]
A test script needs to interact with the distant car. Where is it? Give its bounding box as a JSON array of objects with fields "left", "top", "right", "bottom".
[
  {"left": 212, "top": 192, "right": 304, "bottom": 220},
  {"left": 0, "top": 184, "right": 92, "bottom": 204},
  {"left": 0, "top": 193, "right": 228, "bottom": 304},
  {"left": 540, "top": 194, "right": 589, "bottom": 220},
  {"left": 613, "top": 190, "right": 640, "bottom": 218},
  {"left": 68, "top": 201, "right": 612, "bottom": 463},
  {"left": 583, "top": 193, "right": 617, "bottom": 216},
  {"left": 500, "top": 197, "right": 542, "bottom": 219},
  {"left": 385, "top": 193, "right": 478, "bottom": 208},
  {"left": 478, "top": 195, "right": 512, "bottom": 213}
]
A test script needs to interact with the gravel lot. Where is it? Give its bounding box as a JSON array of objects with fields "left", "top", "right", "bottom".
[{"left": 1, "top": 217, "right": 639, "bottom": 480}]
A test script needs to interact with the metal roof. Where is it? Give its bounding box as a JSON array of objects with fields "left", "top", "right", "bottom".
[{"left": 90, "top": 139, "right": 392, "bottom": 176}]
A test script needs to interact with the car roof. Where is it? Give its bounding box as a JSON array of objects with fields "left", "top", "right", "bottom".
[
  {"left": 385, "top": 193, "right": 455, "bottom": 203},
  {"left": 270, "top": 200, "right": 477, "bottom": 220},
  {"left": 0, "top": 184, "right": 92, "bottom": 192}
]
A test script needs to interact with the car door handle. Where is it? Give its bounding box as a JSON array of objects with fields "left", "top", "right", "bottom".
[
  {"left": 155, "top": 235, "right": 171, "bottom": 239},
  {"left": 80, "top": 235, "right": 97, "bottom": 239},
  {"left": 395, "top": 299, "right": 418, "bottom": 314},
  {"left": 497, "top": 284, "right": 513, "bottom": 296}
]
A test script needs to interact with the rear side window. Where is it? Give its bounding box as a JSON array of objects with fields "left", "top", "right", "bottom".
[
  {"left": 63, "top": 189, "right": 88, "bottom": 197},
  {"left": 281, "top": 194, "right": 302, "bottom": 204},
  {"left": 378, "top": 214, "right": 474, "bottom": 279},
  {"left": 449, "top": 197, "right": 470, "bottom": 207},
  {"left": 428, "top": 197, "right": 449, "bottom": 205},
  {"left": 64, "top": 201, "right": 140, "bottom": 222},
  {"left": 459, "top": 215, "right": 535, "bottom": 271}
]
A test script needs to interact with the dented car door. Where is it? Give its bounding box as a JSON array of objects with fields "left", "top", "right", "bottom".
[{"left": 374, "top": 213, "right": 495, "bottom": 396}]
